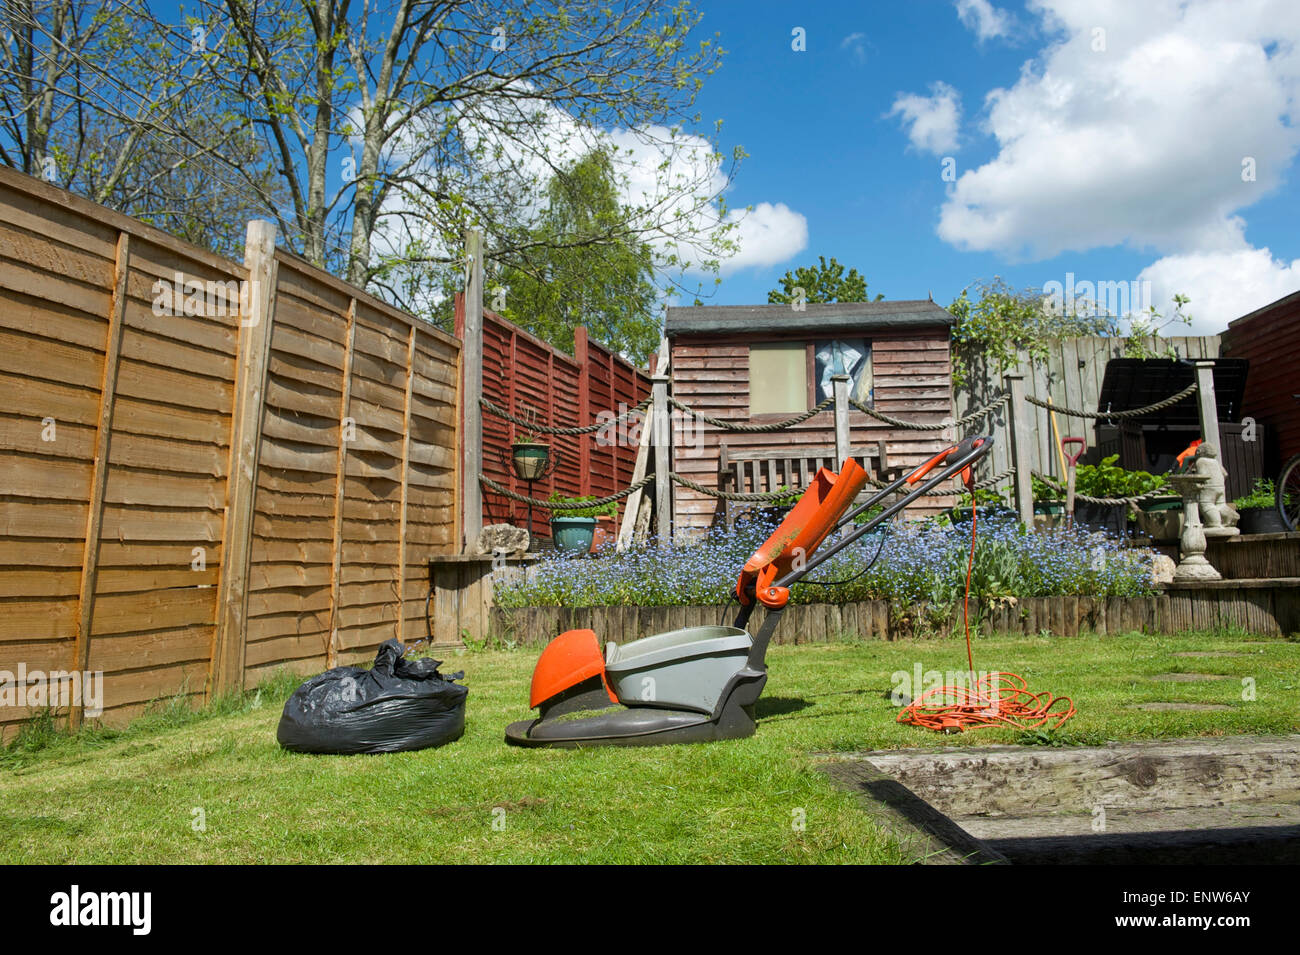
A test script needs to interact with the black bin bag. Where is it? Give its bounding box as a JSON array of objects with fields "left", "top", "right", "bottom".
[{"left": 277, "top": 639, "right": 467, "bottom": 754}]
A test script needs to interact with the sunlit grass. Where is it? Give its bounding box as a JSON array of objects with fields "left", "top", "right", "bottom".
[{"left": 1, "top": 630, "right": 1296, "bottom": 864}]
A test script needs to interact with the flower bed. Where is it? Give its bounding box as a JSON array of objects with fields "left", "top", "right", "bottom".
[{"left": 495, "top": 516, "right": 1158, "bottom": 610}]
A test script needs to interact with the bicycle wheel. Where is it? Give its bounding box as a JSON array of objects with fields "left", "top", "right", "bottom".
[{"left": 1278, "top": 454, "right": 1300, "bottom": 532}]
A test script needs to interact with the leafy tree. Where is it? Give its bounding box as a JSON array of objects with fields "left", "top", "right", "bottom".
[
  {"left": 491, "top": 150, "right": 660, "bottom": 362},
  {"left": 0, "top": 1, "right": 277, "bottom": 256},
  {"left": 209, "top": 0, "right": 736, "bottom": 293},
  {"left": 947, "top": 278, "right": 1111, "bottom": 391},
  {"left": 767, "top": 256, "right": 882, "bottom": 305},
  {"left": 1121, "top": 294, "right": 1194, "bottom": 359}
]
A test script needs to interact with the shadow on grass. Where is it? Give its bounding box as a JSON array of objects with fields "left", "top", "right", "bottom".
[{"left": 754, "top": 696, "right": 813, "bottom": 718}]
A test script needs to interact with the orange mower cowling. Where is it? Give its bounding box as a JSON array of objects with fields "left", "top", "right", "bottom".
[
  {"left": 735, "top": 458, "right": 870, "bottom": 608},
  {"left": 528, "top": 629, "right": 616, "bottom": 709}
]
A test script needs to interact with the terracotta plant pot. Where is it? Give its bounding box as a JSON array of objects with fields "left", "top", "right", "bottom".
[{"left": 590, "top": 516, "right": 614, "bottom": 554}]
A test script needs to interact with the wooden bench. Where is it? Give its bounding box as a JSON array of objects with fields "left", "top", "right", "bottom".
[{"left": 716, "top": 442, "right": 904, "bottom": 529}]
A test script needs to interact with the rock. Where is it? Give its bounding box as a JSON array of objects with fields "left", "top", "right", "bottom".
[
  {"left": 1151, "top": 554, "right": 1176, "bottom": 585},
  {"left": 475, "top": 523, "right": 529, "bottom": 557}
]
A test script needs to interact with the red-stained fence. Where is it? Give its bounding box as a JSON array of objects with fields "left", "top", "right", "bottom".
[
  {"left": 1222, "top": 290, "right": 1300, "bottom": 464},
  {"left": 455, "top": 294, "right": 651, "bottom": 538}
]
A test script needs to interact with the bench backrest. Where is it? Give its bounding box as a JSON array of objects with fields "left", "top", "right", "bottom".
[{"left": 718, "top": 441, "right": 892, "bottom": 497}]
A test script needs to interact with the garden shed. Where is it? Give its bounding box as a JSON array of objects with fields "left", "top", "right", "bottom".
[
  {"left": 664, "top": 300, "right": 958, "bottom": 537},
  {"left": 1221, "top": 289, "right": 1300, "bottom": 472}
]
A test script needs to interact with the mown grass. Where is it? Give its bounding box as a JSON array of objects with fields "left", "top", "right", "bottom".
[{"left": 1, "top": 629, "right": 1297, "bottom": 864}]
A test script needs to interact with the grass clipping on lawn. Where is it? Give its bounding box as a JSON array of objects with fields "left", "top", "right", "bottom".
[{"left": 1, "top": 631, "right": 1298, "bottom": 864}]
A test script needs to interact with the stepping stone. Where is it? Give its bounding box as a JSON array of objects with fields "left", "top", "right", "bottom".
[
  {"left": 1151, "top": 673, "right": 1231, "bottom": 682},
  {"left": 1171, "top": 651, "right": 1246, "bottom": 658},
  {"left": 1130, "top": 702, "right": 1233, "bottom": 712}
]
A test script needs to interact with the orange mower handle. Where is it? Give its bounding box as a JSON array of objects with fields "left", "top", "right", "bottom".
[{"left": 906, "top": 445, "right": 958, "bottom": 485}]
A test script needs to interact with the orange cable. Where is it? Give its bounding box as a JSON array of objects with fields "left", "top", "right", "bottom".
[{"left": 897, "top": 482, "right": 1076, "bottom": 733}]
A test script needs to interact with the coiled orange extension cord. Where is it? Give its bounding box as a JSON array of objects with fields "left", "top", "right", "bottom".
[{"left": 896, "top": 499, "right": 1076, "bottom": 733}]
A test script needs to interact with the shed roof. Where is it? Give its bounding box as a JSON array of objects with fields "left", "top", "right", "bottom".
[
  {"left": 664, "top": 300, "right": 955, "bottom": 337},
  {"left": 1226, "top": 288, "right": 1300, "bottom": 330}
]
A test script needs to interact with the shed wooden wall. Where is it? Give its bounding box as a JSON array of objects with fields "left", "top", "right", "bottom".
[
  {"left": 0, "top": 166, "right": 459, "bottom": 737},
  {"left": 1221, "top": 294, "right": 1300, "bottom": 463},
  {"left": 669, "top": 327, "right": 956, "bottom": 536}
]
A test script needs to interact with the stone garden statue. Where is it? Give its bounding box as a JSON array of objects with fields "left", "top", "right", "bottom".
[{"left": 1187, "top": 442, "right": 1240, "bottom": 537}]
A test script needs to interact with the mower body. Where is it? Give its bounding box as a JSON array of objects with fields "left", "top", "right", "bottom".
[
  {"left": 504, "top": 437, "right": 994, "bottom": 749},
  {"left": 504, "top": 625, "right": 768, "bottom": 747}
]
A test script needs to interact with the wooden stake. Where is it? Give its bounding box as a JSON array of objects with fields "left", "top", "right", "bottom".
[
  {"left": 70, "top": 231, "right": 130, "bottom": 729},
  {"left": 211, "top": 220, "right": 278, "bottom": 697},
  {"left": 326, "top": 299, "right": 357, "bottom": 668},
  {"left": 461, "top": 228, "right": 484, "bottom": 552}
]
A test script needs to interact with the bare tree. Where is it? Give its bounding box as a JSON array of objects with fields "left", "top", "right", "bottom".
[
  {"left": 209, "top": 0, "right": 737, "bottom": 297},
  {"left": 0, "top": 1, "right": 286, "bottom": 252}
]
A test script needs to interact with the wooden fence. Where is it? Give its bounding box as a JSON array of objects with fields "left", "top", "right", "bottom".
[
  {"left": 0, "top": 166, "right": 459, "bottom": 736},
  {"left": 489, "top": 585, "right": 1300, "bottom": 646},
  {"left": 956, "top": 335, "right": 1221, "bottom": 497},
  {"left": 456, "top": 295, "right": 650, "bottom": 540}
]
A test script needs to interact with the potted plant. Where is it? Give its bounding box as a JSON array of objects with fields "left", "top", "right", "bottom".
[
  {"left": 945, "top": 486, "right": 1014, "bottom": 524},
  {"left": 549, "top": 494, "right": 617, "bottom": 553},
  {"left": 510, "top": 409, "right": 550, "bottom": 481},
  {"left": 1234, "top": 479, "right": 1287, "bottom": 535},
  {"left": 1030, "top": 475, "right": 1066, "bottom": 529},
  {"left": 1072, "top": 454, "right": 1166, "bottom": 535}
]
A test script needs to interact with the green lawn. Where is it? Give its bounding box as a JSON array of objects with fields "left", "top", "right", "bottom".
[{"left": 2, "top": 630, "right": 1297, "bottom": 864}]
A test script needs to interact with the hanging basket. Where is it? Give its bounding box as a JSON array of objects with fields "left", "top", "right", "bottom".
[{"left": 511, "top": 442, "right": 550, "bottom": 481}]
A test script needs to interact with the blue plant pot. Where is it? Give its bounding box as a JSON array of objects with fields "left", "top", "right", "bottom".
[{"left": 551, "top": 516, "right": 597, "bottom": 553}]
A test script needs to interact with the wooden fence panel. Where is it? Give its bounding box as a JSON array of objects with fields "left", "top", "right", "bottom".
[
  {"left": 0, "top": 166, "right": 460, "bottom": 737},
  {"left": 462, "top": 297, "right": 651, "bottom": 540},
  {"left": 955, "top": 335, "right": 1222, "bottom": 501}
]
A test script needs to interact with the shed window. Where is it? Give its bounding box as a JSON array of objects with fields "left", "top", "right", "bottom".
[
  {"left": 814, "top": 339, "right": 873, "bottom": 407},
  {"left": 749, "top": 343, "right": 808, "bottom": 415}
]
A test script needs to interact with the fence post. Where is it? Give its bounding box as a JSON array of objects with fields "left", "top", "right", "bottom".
[
  {"left": 832, "top": 373, "right": 851, "bottom": 467},
  {"left": 461, "top": 228, "right": 484, "bottom": 553},
  {"left": 1191, "top": 359, "right": 1222, "bottom": 454},
  {"left": 212, "top": 219, "right": 278, "bottom": 697},
  {"left": 653, "top": 371, "right": 672, "bottom": 549},
  {"left": 70, "top": 232, "right": 130, "bottom": 729},
  {"left": 1004, "top": 371, "right": 1035, "bottom": 529},
  {"left": 575, "top": 325, "right": 591, "bottom": 496}
]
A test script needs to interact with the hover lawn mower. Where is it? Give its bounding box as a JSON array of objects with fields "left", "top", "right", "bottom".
[{"left": 504, "top": 435, "right": 995, "bottom": 748}]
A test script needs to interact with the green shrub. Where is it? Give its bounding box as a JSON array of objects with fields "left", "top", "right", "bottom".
[
  {"left": 548, "top": 493, "right": 618, "bottom": 519},
  {"left": 1233, "top": 478, "right": 1276, "bottom": 510}
]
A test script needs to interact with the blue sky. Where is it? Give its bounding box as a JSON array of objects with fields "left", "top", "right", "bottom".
[{"left": 680, "top": 0, "right": 1300, "bottom": 333}]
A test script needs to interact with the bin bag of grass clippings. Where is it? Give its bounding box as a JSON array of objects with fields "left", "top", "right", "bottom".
[{"left": 277, "top": 639, "right": 466, "bottom": 754}]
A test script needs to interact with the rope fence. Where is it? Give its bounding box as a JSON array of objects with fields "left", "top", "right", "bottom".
[
  {"left": 667, "top": 395, "right": 834, "bottom": 431},
  {"left": 478, "top": 371, "right": 1197, "bottom": 531},
  {"left": 481, "top": 473, "right": 656, "bottom": 508},
  {"left": 484, "top": 465, "right": 1019, "bottom": 507},
  {"left": 849, "top": 392, "right": 1008, "bottom": 431},
  {"left": 1029, "top": 472, "right": 1171, "bottom": 506},
  {"left": 1023, "top": 382, "right": 1197, "bottom": 420},
  {"left": 480, "top": 396, "right": 651, "bottom": 435}
]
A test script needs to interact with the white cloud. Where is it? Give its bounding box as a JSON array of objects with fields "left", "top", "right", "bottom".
[
  {"left": 721, "top": 202, "right": 809, "bottom": 272},
  {"left": 888, "top": 82, "right": 962, "bottom": 155},
  {"left": 841, "top": 32, "right": 867, "bottom": 62},
  {"left": 955, "top": 0, "right": 1014, "bottom": 41},
  {"left": 935, "top": 0, "right": 1300, "bottom": 325},
  {"left": 369, "top": 91, "right": 807, "bottom": 280},
  {"left": 1139, "top": 240, "right": 1300, "bottom": 333}
]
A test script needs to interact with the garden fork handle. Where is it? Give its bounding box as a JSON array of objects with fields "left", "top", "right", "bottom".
[
  {"left": 1062, "top": 437, "right": 1085, "bottom": 467},
  {"left": 1062, "top": 437, "right": 1085, "bottom": 528}
]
